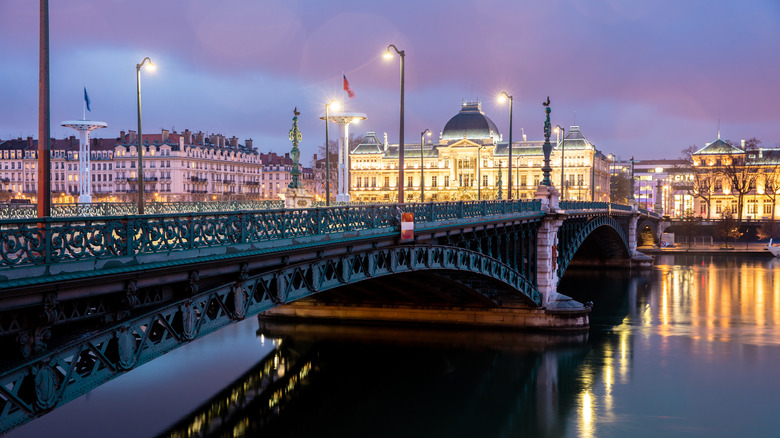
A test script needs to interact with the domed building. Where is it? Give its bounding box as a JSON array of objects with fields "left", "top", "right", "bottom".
[{"left": 348, "top": 101, "right": 611, "bottom": 204}]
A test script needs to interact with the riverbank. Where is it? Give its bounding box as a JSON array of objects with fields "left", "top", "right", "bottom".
[{"left": 639, "top": 242, "right": 774, "bottom": 256}]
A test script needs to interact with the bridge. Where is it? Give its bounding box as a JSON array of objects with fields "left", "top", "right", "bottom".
[{"left": 0, "top": 192, "right": 664, "bottom": 433}]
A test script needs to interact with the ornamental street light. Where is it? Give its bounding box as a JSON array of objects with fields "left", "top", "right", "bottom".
[
  {"left": 498, "top": 91, "right": 514, "bottom": 199},
  {"left": 324, "top": 100, "right": 338, "bottom": 206},
  {"left": 477, "top": 144, "right": 485, "bottom": 200},
  {"left": 420, "top": 128, "right": 431, "bottom": 202},
  {"left": 555, "top": 124, "right": 565, "bottom": 200},
  {"left": 384, "top": 44, "right": 405, "bottom": 203},
  {"left": 136, "top": 57, "right": 155, "bottom": 214}
]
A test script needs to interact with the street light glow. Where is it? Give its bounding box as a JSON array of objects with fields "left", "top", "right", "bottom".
[{"left": 383, "top": 50, "right": 393, "bottom": 59}]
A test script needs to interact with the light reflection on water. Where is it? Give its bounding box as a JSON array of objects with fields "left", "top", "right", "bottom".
[{"left": 564, "top": 254, "right": 780, "bottom": 437}]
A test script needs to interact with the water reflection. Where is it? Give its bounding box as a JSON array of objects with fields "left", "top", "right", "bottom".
[
  {"left": 160, "top": 320, "right": 594, "bottom": 438},
  {"left": 563, "top": 254, "right": 780, "bottom": 437}
]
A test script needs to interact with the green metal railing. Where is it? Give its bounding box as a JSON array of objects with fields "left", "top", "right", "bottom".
[
  {"left": 0, "top": 200, "right": 285, "bottom": 219},
  {"left": 0, "top": 200, "right": 544, "bottom": 269}
]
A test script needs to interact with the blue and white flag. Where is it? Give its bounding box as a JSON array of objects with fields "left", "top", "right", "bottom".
[{"left": 84, "top": 87, "right": 91, "bottom": 111}]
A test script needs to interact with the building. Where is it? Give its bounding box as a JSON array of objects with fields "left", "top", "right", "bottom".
[
  {"left": 613, "top": 158, "right": 690, "bottom": 217},
  {"left": 687, "top": 137, "right": 780, "bottom": 220},
  {"left": 349, "top": 102, "right": 610, "bottom": 203},
  {"left": 0, "top": 128, "right": 318, "bottom": 204}
]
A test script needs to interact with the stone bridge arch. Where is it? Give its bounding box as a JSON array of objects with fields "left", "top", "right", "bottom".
[{"left": 557, "top": 216, "right": 631, "bottom": 278}]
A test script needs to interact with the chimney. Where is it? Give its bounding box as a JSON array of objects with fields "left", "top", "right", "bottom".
[
  {"left": 285, "top": 152, "right": 290, "bottom": 160},
  {"left": 760, "top": 148, "right": 763, "bottom": 158},
  {"left": 230, "top": 136, "right": 238, "bottom": 147},
  {"left": 161, "top": 129, "right": 169, "bottom": 143},
  {"left": 741, "top": 139, "right": 746, "bottom": 149},
  {"left": 128, "top": 130, "right": 137, "bottom": 144},
  {"left": 196, "top": 131, "right": 204, "bottom": 145},
  {"left": 69, "top": 135, "right": 76, "bottom": 147},
  {"left": 27, "top": 136, "right": 33, "bottom": 148},
  {"left": 245, "top": 138, "right": 253, "bottom": 149},
  {"left": 313, "top": 153, "right": 318, "bottom": 161},
  {"left": 183, "top": 129, "right": 192, "bottom": 144},
  {"left": 119, "top": 130, "right": 125, "bottom": 140},
  {"left": 383, "top": 132, "right": 388, "bottom": 151}
]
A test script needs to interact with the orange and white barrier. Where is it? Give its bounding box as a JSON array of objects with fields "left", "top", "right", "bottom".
[{"left": 401, "top": 212, "right": 414, "bottom": 240}]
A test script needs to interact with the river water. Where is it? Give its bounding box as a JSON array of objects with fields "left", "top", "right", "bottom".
[{"left": 9, "top": 254, "right": 780, "bottom": 437}]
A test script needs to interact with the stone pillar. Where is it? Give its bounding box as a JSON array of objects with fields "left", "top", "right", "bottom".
[
  {"left": 628, "top": 214, "right": 639, "bottom": 255},
  {"left": 535, "top": 184, "right": 562, "bottom": 307}
]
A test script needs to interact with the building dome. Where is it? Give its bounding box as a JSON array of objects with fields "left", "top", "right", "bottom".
[{"left": 441, "top": 102, "right": 500, "bottom": 141}]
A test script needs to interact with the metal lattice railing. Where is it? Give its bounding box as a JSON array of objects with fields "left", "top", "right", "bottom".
[
  {"left": 0, "top": 200, "right": 286, "bottom": 219},
  {"left": 0, "top": 200, "right": 544, "bottom": 269}
]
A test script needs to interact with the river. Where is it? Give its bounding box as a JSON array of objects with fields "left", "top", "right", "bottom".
[{"left": 8, "top": 254, "right": 780, "bottom": 437}]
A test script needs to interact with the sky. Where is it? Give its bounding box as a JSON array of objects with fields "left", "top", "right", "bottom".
[{"left": 1, "top": 0, "right": 779, "bottom": 161}]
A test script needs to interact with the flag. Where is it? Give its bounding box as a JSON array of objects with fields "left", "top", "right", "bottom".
[
  {"left": 84, "top": 87, "right": 91, "bottom": 111},
  {"left": 343, "top": 74, "right": 355, "bottom": 99}
]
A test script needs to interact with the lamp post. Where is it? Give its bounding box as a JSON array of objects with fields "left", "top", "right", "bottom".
[
  {"left": 384, "top": 44, "right": 405, "bottom": 203},
  {"left": 420, "top": 128, "right": 431, "bottom": 202},
  {"left": 136, "top": 57, "right": 154, "bottom": 214},
  {"left": 555, "top": 125, "right": 565, "bottom": 200},
  {"left": 38, "top": 0, "right": 51, "bottom": 218},
  {"left": 477, "top": 145, "right": 484, "bottom": 200},
  {"left": 324, "top": 100, "right": 337, "bottom": 206},
  {"left": 498, "top": 92, "right": 513, "bottom": 199}
]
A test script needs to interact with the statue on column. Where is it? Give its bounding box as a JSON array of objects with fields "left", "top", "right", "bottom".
[{"left": 285, "top": 107, "right": 315, "bottom": 208}]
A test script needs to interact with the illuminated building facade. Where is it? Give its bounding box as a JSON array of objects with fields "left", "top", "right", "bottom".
[{"left": 349, "top": 102, "right": 610, "bottom": 203}]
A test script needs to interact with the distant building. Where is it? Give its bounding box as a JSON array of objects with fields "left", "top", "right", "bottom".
[
  {"left": 0, "top": 128, "right": 316, "bottom": 204},
  {"left": 614, "top": 158, "right": 690, "bottom": 216},
  {"left": 348, "top": 102, "right": 610, "bottom": 203}
]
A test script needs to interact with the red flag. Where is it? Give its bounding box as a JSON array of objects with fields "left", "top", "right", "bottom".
[{"left": 343, "top": 74, "right": 355, "bottom": 99}]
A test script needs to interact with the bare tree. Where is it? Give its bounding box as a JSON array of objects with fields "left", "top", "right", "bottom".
[
  {"left": 716, "top": 209, "right": 742, "bottom": 249},
  {"left": 311, "top": 134, "right": 363, "bottom": 202},
  {"left": 720, "top": 147, "right": 755, "bottom": 224}
]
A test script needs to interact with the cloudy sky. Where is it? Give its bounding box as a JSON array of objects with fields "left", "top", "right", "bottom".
[{"left": 1, "top": 0, "right": 779, "bottom": 161}]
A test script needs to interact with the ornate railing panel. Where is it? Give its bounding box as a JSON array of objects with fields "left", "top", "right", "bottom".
[
  {"left": 0, "top": 200, "right": 543, "bottom": 270},
  {"left": 0, "top": 200, "right": 287, "bottom": 219}
]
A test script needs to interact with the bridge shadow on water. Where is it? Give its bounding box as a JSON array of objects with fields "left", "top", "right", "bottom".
[{"left": 156, "top": 318, "right": 597, "bottom": 438}]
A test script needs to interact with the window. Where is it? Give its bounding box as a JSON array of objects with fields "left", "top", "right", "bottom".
[
  {"left": 521, "top": 175, "right": 527, "bottom": 188},
  {"left": 357, "top": 177, "right": 362, "bottom": 188},
  {"left": 444, "top": 175, "right": 449, "bottom": 187},
  {"left": 384, "top": 176, "right": 390, "bottom": 188},
  {"left": 747, "top": 199, "right": 757, "bottom": 215},
  {"left": 482, "top": 174, "right": 488, "bottom": 187},
  {"left": 371, "top": 177, "right": 376, "bottom": 187},
  {"left": 764, "top": 203, "right": 773, "bottom": 215},
  {"left": 407, "top": 176, "right": 413, "bottom": 188},
  {"left": 431, "top": 175, "right": 438, "bottom": 187}
]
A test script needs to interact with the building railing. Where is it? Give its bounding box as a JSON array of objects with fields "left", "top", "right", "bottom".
[{"left": 0, "top": 200, "right": 546, "bottom": 269}]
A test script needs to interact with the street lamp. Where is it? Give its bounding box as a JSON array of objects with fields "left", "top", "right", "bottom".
[
  {"left": 324, "top": 100, "right": 338, "bottom": 206},
  {"left": 555, "top": 125, "right": 565, "bottom": 200},
  {"left": 498, "top": 91, "right": 513, "bottom": 199},
  {"left": 385, "top": 44, "right": 405, "bottom": 203},
  {"left": 477, "top": 144, "right": 485, "bottom": 200},
  {"left": 136, "top": 56, "right": 155, "bottom": 214},
  {"left": 420, "top": 129, "right": 431, "bottom": 202}
]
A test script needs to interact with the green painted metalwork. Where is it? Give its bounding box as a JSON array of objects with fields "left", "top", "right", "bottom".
[
  {"left": 0, "top": 243, "right": 538, "bottom": 434},
  {"left": 556, "top": 216, "right": 630, "bottom": 279},
  {"left": 0, "top": 200, "right": 286, "bottom": 219},
  {"left": 287, "top": 107, "right": 304, "bottom": 189},
  {"left": 541, "top": 97, "right": 553, "bottom": 186},
  {"left": 0, "top": 200, "right": 543, "bottom": 269}
]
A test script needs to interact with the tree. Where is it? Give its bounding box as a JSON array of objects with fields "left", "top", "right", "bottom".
[
  {"left": 311, "top": 134, "right": 363, "bottom": 203},
  {"left": 677, "top": 144, "right": 715, "bottom": 219},
  {"left": 760, "top": 166, "right": 780, "bottom": 220},
  {"left": 716, "top": 209, "right": 742, "bottom": 249},
  {"left": 679, "top": 209, "right": 701, "bottom": 248},
  {"left": 720, "top": 146, "right": 755, "bottom": 224},
  {"left": 610, "top": 172, "right": 632, "bottom": 203}
]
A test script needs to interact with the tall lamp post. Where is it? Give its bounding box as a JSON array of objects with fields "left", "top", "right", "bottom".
[
  {"left": 555, "top": 125, "right": 565, "bottom": 200},
  {"left": 324, "top": 100, "right": 337, "bottom": 206},
  {"left": 136, "top": 57, "right": 155, "bottom": 214},
  {"left": 38, "top": 0, "right": 51, "bottom": 218},
  {"left": 420, "top": 128, "right": 430, "bottom": 202},
  {"left": 498, "top": 92, "right": 513, "bottom": 199},
  {"left": 477, "top": 145, "right": 484, "bottom": 200},
  {"left": 384, "top": 44, "right": 405, "bottom": 203}
]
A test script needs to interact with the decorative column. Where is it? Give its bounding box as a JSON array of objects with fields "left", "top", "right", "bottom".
[
  {"left": 285, "top": 107, "right": 314, "bottom": 208},
  {"left": 61, "top": 120, "right": 107, "bottom": 203},
  {"left": 319, "top": 111, "right": 366, "bottom": 203},
  {"left": 535, "top": 214, "right": 564, "bottom": 307}
]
